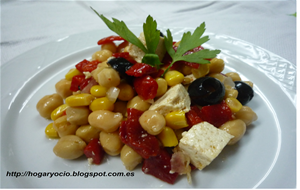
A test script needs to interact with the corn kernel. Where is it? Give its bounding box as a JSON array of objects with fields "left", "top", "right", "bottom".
[
  {"left": 165, "top": 111, "right": 189, "bottom": 129},
  {"left": 90, "top": 85, "right": 107, "bottom": 97},
  {"left": 65, "top": 68, "right": 83, "bottom": 81},
  {"left": 164, "top": 70, "right": 184, "bottom": 86},
  {"left": 89, "top": 97, "right": 114, "bottom": 112},
  {"left": 51, "top": 104, "right": 69, "bottom": 121},
  {"left": 45, "top": 123, "right": 58, "bottom": 138},
  {"left": 158, "top": 127, "right": 178, "bottom": 147},
  {"left": 65, "top": 93, "right": 94, "bottom": 107},
  {"left": 225, "top": 98, "right": 243, "bottom": 113}
]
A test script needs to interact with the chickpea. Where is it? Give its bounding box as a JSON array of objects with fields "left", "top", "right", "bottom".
[
  {"left": 219, "top": 119, "right": 246, "bottom": 145},
  {"left": 178, "top": 64, "right": 192, "bottom": 75},
  {"left": 75, "top": 125, "right": 100, "bottom": 143},
  {"left": 224, "top": 85, "right": 238, "bottom": 99},
  {"left": 99, "top": 131, "right": 123, "bottom": 156},
  {"left": 117, "top": 82, "right": 135, "bottom": 101},
  {"left": 92, "top": 49, "right": 113, "bottom": 62},
  {"left": 120, "top": 145, "right": 143, "bottom": 171},
  {"left": 101, "top": 42, "right": 117, "bottom": 53},
  {"left": 139, "top": 110, "right": 166, "bottom": 135},
  {"left": 53, "top": 135, "right": 86, "bottom": 159},
  {"left": 66, "top": 106, "right": 90, "bottom": 125},
  {"left": 97, "top": 67, "right": 121, "bottom": 88},
  {"left": 226, "top": 72, "right": 241, "bottom": 81},
  {"left": 88, "top": 110, "right": 123, "bottom": 132},
  {"left": 127, "top": 96, "right": 151, "bottom": 111},
  {"left": 91, "top": 62, "right": 109, "bottom": 83},
  {"left": 208, "top": 58, "right": 224, "bottom": 73},
  {"left": 55, "top": 79, "right": 73, "bottom": 99},
  {"left": 36, "top": 93, "right": 64, "bottom": 119},
  {"left": 244, "top": 81, "right": 254, "bottom": 88},
  {"left": 155, "top": 78, "right": 168, "bottom": 97},
  {"left": 192, "top": 64, "right": 209, "bottom": 78},
  {"left": 53, "top": 115, "right": 78, "bottom": 137},
  {"left": 234, "top": 106, "right": 258, "bottom": 126},
  {"left": 113, "top": 101, "right": 127, "bottom": 117},
  {"left": 209, "top": 73, "right": 227, "bottom": 83}
]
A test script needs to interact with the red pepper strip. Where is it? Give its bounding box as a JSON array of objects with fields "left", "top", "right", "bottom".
[
  {"left": 150, "top": 69, "right": 164, "bottom": 79},
  {"left": 133, "top": 75, "right": 158, "bottom": 100},
  {"left": 125, "top": 63, "right": 158, "bottom": 77},
  {"left": 75, "top": 59, "right": 90, "bottom": 73},
  {"left": 199, "top": 100, "right": 233, "bottom": 127},
  {"left": 70, "top": 75, "right": 91, "bottom": 92},
  {"left": 119, "top": 108, "right": 160, "bottom": 159},
  {"left": 142, "top": 148, "right": 179, "bottom": 184},
  {"left": 75, "top": 59, "right": 100, "bottom": 73},
  {"left": 82, "top": 60, "right": 100, "bottom": 72},
  {"left": 79, "top": 78, "right": 92, "bottom": 91},
  {"left": 70, "top": 75, "right": 85, "bottom": 92},
  {"left": 97, "top": 35, "right": 125, "bottom": 45},
  {"left": 185, "top": 105, "right": 203, "bottom": 128},
  {"left": 112, "top": 52, "right": 137, "bottom": 64},
  {"left": 84, "top": 138, "right": 105, "bottom": 165}
]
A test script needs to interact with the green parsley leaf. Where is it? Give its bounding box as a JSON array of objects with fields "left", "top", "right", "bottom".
[
  {"left": 142, "top": 53, "right": 162, "bottom": 68},
  {"left": 163, "top": 22, "right": 221, "bottom": 75},
  {"left": 143, "top": 15, "right": 161, "bottom": 53},
  {"left": 91, "top": 7, "right": 148, "bottom": 53},
  {"left": 92, "top": 7, "right": 162, "bottom": 68}
]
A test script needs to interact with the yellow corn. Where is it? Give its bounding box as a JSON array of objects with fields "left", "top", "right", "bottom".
[
  {"left": 164, "top": 70, "right": 184, "bottom": 86},
  {"left": 158, "top": 127, "right": 178, "bottom": 147},
  {"left": 225, "top": 97, "right": 243, "bottom": 113},
  {"left": 90, "top": 85, "right": 107, "bottom": 97},
  {"left": 165, "top": 110, "right": 189, "bottom": 129},
  {"left": 65, "top": 68, "right": 83, "bottom": 81},
  {"left": 65, "top": 93, "right": 94, "bottom": 107},
  {"left": 89, "top": 97, "right": 114, "bottom": 112},
  {"left": 45, "top": 123, "right": 58, "bottom": 138},
  {"left": 50, "top": 104, "right": 69, "bottom": 121}
]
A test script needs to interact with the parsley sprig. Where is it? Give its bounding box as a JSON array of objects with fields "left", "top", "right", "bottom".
[
  {"left": 164, "top": 23, "right": 221, "bottom": 74},
  {"left": 91, "top": 7, "right": 221, "bottom": 75}
]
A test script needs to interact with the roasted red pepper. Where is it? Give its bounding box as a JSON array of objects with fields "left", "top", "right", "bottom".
[
  {"left": 97, "top": 35, "right": 125, "bottom": 45},
  {"left": 142, "top": 148, "right": 179, "bottom": 184},
  {"left": 84, "top": 138, "right": 105, "bottom": 165},
  {"left": 186, "top": 105, "right": 203, "bottom": 128},
  {"left": 199, "top": 100, "right": 233, "bottom": 127},
  {"left": 133, "top": 75, "right": 158, "bottom": 100},
  {"left": 70, "top": 75, "right": 91, "bottom": 92},
  {"left": 119, "top": 108, "right": 160, "bottom": 159},
  {"left": 75, "top": 59, "right": 100, "bottom": 73},
  {"left": 126, "top": 63, "right": 158, "bottom": 77}
]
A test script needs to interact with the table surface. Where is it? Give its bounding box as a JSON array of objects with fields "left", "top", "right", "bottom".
[{"left": 1, "top": 0, "right": 296, "bottom": 66}]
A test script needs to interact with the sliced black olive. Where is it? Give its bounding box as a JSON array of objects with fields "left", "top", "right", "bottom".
[
  {"left": 107, "top": 57, "right": 134, "bottom": 83},
  {"left": 188, "top": 76, "right": 225, "bottom": 106},
  {"left": 234, "top": 81, "right": 254, "bottom": 105}
]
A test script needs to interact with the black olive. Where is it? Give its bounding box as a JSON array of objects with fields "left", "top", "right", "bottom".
[
  {"left": 188, "top": 76, "right": 225, "bottom": 106},
  {"left": 107, "top": 57, "right": 134, "bottom": 83},
  {"left": 234, "top": 81, "right": 254, "bottom": 105}
]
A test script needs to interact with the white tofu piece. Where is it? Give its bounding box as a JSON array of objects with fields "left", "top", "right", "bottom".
[
  {"left": 178, "top": 122, "right": 233, "bottom": 170},
  {"left": 148, "top": 84, "right": 191, "bottom": 116},
  {"left": 127, "top": 32, "right": 166, "bottom": 63}
]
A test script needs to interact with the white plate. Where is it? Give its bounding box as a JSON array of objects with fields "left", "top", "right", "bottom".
[{"left": 1, "top": 27, "right": 296, "bottom": 188}]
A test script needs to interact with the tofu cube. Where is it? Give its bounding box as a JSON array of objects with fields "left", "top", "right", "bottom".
[
  {"left": 179, "top": 122, "right": 233, "bottom": 170},
  {"left": 148, "top": 84, "right": 191, "bottom": 116}
]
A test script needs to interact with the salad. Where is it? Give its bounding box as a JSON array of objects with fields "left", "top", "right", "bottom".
[{"left": 36, "top": 8, "right": 258, "bottom": 185}]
